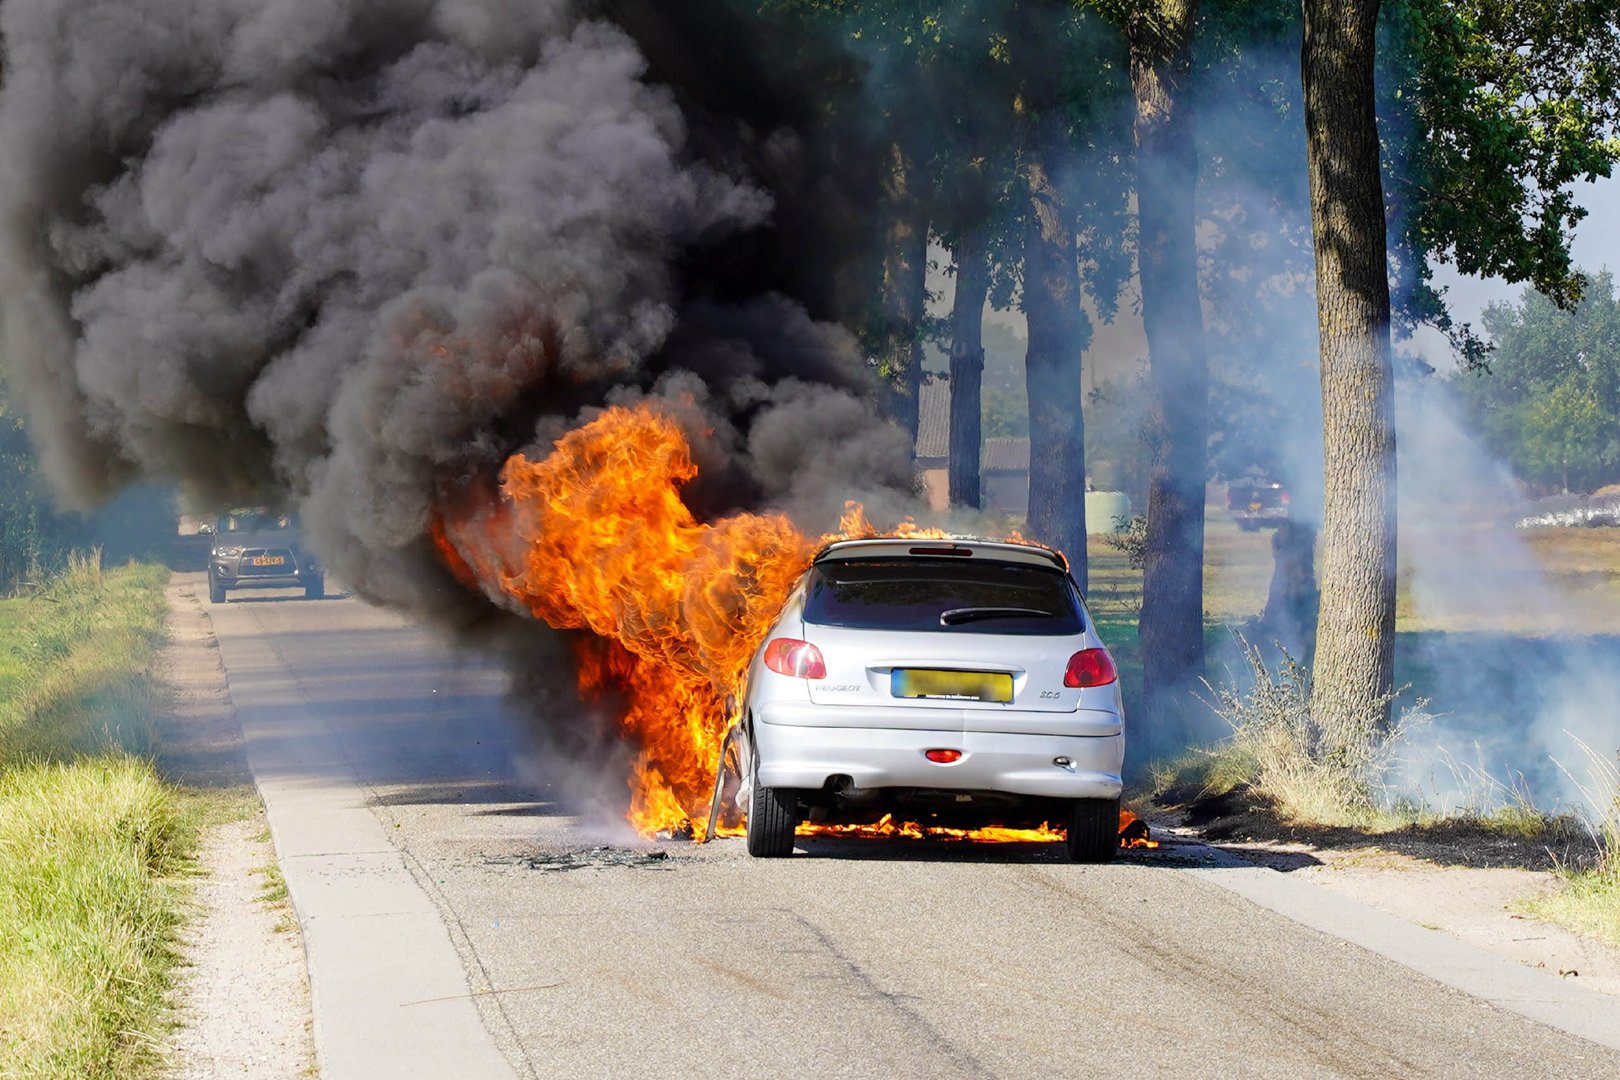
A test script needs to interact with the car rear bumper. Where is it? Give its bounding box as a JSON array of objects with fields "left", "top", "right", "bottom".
[{"left": 753, "top": 702, "right": 1124, "bottom": 800}]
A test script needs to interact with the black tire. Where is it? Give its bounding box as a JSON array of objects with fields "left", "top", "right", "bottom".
[
  {"left": 1066, "top": 797, "right": 1120, "bottom": 863},
  {"left": 746, "top": 746, "right": 798, "bottom": 858},
  {"left": 208, "top": 578, "right": 227, "bottom": 604},
  {"left": 304, "top": 576, "right": 325, "bottom": 600}
]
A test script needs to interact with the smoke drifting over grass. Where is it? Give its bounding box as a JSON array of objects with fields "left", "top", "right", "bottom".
[
  {"left": 0, "top": 0, "right": 914, "bottom": 626},
  {"left": 1393, "top": 382, "right": 1620, "bottom": 816}
]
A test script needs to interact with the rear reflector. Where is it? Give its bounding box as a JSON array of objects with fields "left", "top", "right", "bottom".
[
  {"left": 1064, "top": 648, "right": 1118, "bottom": 688},
  {"left": 924, "top": 749, "right": 963, "bottom": 764},
  {"left": 762, "top": 638, "right": 827, "bottom": 680}
]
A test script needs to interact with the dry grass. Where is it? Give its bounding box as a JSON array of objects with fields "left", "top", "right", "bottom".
[
  {"left": 1085, "top": 489, "right": 1620, "bottom": 637},
  {"left": 1518, "top": 740, "right": 1620, "bottom": 948}
]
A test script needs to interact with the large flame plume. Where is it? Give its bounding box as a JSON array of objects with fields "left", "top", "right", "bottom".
[{"left": 434, "top": 402, "right": 907, "bottom": 837}]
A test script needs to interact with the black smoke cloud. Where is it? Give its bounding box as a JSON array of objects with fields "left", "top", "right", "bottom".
[{"left": 0, "top": 0, "right": 915, "bottom": 625}]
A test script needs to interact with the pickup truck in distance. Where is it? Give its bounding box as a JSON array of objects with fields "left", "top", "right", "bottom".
[{"left": 1226, "top": 480, "right": 1290, "bottom": 531}]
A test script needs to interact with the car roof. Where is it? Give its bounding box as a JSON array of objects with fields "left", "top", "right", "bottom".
[{"left": 812, "top": 537, "right": 1068, "bottom": 573}]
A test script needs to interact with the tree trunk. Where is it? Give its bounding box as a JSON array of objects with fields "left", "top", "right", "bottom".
[
  {"left": 1022, "top": 156, "right": 1089, "bottom": 583},
  {"left": 1130, "top": 0, "right": 1209, "bottom": 750},
  {"left": 876, "top": 141, "right": 929, "bottom": 445},
  {"left": 947, "top": 230, "right": 990, "bottom": 509},
  {"left": 1302, "top": 0, "right": 1397, "bottom": 744},
  {"left": 1253, "top": 519, "right": 1320, "bottom": 663},
  {"left": 1012, "top": 1, "right": 1089, "bottom": 584}
]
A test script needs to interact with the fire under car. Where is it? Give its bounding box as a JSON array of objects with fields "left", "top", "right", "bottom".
[{"left": 712, "top": 538, "right": 1125, "bottom": 861}]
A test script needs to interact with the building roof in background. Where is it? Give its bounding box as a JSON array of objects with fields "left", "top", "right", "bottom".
[
  {"left": 984, "top": 437, "right": 1030, "bottom": 473},
  {"left": 915, "top": 377, "right": 950, "bottom": 461}
]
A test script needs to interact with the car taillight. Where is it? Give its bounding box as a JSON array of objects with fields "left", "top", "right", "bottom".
[
  {"left": 1280, "top": 490, "right": 1292, "bottom": 505},
  {"left": 1064, "top": 648, "right": 1118, "bottom": 688},
  {"left": 762, "top": 638, "right": 827, "bottom": 679}
]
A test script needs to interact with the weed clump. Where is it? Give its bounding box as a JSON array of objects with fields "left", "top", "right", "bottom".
[
  {"left": 1200, "top": 638, "right": 1428, "bottom": 829},
  {"left": 1521, "top": 739, "right": 1620, "bottom": 948}
]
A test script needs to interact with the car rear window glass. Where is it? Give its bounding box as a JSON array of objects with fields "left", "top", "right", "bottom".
[{"left": 803, "top": 558, "right": 1084, "bottom": 634}]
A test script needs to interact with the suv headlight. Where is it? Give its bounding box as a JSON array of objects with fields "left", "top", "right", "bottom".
[{"left": 215, "top": 545, "right": 245, "bottom": 557}]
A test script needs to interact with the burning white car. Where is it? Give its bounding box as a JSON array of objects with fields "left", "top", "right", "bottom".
[{"left": 717, "top": 538, "right": 1125, "bottom": 861}]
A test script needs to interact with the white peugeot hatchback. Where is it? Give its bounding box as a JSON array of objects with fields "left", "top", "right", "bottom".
[{"left": 727, "top": 538, "right": 1125, "bottom": 861}]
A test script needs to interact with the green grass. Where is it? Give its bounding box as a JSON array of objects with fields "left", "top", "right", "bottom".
[
  {"left": 0, "top": 554, "right": 189, "bottom": 1079},
  {"left": 1523, "top": 866, "right": 1620, "bottom": 949}
]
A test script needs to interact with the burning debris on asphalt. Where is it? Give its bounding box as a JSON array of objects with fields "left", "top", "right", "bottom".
[{"left": 497, "top": 846, "right": 674, "bottom": 873}]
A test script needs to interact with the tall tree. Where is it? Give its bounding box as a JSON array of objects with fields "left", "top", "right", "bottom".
[
  {"left": 1301, "top": 0, "right": 1398, "bottom": 741},
  {"left": 947, "top": 227, "right": 991, "bottom": 508},
  {"left": 1126, "top": 0, "right": 1211, "bottom": 744},
  {"left": 875, "top": 141, "right": 930, "bottom": 443},
  {"left": 1012, "top": 0, "right": 1092, "bottom": 581}
]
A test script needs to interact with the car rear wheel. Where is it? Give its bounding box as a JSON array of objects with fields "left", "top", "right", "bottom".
[
  {"left": 208, "top": 578, "right": 227, "bottom": 604},
  {"left": 304, "top": 575, "right": 325, "bottom": 600},
  {"left": 746, "top": 747, "right": 798, "bottom": 858},
  {"left": 1066, "top": 796, "right": 1119, "bottom": 863}
]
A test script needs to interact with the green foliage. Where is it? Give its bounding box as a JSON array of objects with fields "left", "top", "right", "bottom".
[
  {"left": 1452, "top": 270, "right": 1620, "bottom": 491},
  {"left": 0, "top": 373, "right": 70, "bottom": 588},
  {"left": 0, "top": 372, "right": 179, "bottom": 590},
  {"left": 1383, "top": 0, "right": 1620, "bottom": 314}
]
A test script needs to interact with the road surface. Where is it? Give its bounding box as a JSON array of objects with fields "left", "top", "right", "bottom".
[{"left": 191, "top": 573, "right": 1620, "bottom": 1079}]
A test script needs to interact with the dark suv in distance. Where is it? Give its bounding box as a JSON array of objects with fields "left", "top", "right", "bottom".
[
  {"left": 205, "top": 509, "right": 324, "bottom": 603},
  {"left": 1226, "top": 479, "right": 1290, "bottom": 531}
]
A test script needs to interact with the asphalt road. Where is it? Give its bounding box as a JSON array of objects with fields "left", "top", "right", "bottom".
[{"left": 194, "top": 573, "right": 1620, "bottom": 1080}]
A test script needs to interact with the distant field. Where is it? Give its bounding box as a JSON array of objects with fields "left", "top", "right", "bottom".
[
  {"left": 1081, "top": 498, "right": 1620, "bottom": 638},
  {"left": 1077, "top": 500, "right": 1620, "bottom": 753}
]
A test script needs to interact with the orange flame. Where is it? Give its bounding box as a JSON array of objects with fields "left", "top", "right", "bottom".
[
  {"left": 796, "top": 809, "right": 1157, "bottom": 848},
  {"left": 433, "top": 403, "right": 1077, "bottom": 842}
]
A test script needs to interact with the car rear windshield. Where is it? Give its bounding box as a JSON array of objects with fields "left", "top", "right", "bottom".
[{"left": 803, "top": 558, "right": 1084, "bottom": 635}]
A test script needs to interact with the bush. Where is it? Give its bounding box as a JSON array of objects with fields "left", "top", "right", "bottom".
[{"left": 1101, "top": 513, "right": 1148, "bottom": 570}]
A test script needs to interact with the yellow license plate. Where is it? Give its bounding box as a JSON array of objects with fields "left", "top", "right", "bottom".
[
  {"left": 892, "top": 669, "right": 1013, "bottom": 703},
  {"left": 251, "top": 556, "right": 286, "bottom": 567}
]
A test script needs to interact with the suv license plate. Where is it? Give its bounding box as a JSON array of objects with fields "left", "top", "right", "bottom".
[
  {"left": 892, "top": 669, "right": 1013, "bottom": 703},
  {"left": 251, "top": 556, "right": 286, "bottom": 567}
]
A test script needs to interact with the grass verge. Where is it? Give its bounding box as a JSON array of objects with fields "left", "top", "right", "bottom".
[{"left": 0, "top": 554, "right": 189, "bottom": 1079}]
